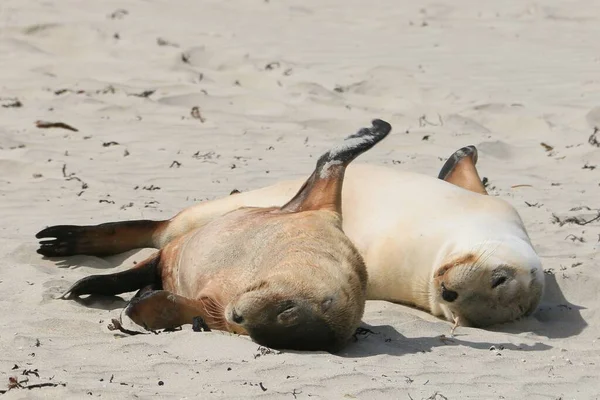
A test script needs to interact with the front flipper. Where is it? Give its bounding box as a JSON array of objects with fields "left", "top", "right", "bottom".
[
  {"left": 438, "top": 145, "right": 488, "bottom": 195},
  {"left": 117, "top": 290, "right": 234, "bottom": 333},
  {"left": 60, "top": 252, "right": 160, "bottom": 299}
]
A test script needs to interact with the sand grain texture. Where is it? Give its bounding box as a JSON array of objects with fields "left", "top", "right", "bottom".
[{"left": 1, "top": 0, "right": 599, "bottom": 398}]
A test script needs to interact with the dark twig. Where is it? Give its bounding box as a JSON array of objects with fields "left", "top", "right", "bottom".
[
  {"left": 35, "top": 120, "right": 78, "bottom": 132},
  {"left": 552, "top": 212, "right": 600, "bottom": 226},
  {"left": 589, "top": 127, "right": 600, "bottom": 147}
]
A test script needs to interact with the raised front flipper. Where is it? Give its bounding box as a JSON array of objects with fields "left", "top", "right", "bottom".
[
  {"left": 282, "top": 119, "right": 392, "bottom": 213},
  {"left": 438, "top": 145, "right": 488, "bottom": 195}
]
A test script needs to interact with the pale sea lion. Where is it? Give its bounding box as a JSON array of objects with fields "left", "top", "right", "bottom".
[
  {"left": 38, "top": 143, "right": 544, "bottom": 330},
  {"left": 47, "top": 119, "right": 393, "bottom": 351}
]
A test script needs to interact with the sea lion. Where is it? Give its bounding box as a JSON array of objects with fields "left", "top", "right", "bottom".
[
  {"left": 48, "top": 119, "right": 393, "bottom": 351},
  {"left": 37, "top": 144, "right": 544, "bottom": 329}
]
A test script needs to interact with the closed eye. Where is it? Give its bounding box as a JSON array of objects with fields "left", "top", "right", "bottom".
[{"left": 491, "top": 276, "right": 507, "bottom": 288}]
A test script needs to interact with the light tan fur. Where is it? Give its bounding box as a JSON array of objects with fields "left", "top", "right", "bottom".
[
  {"left": 39, "top": 143, "right": 543, "bottom": 329},
  {"left": 151, "top": 163, "right": 544, "bottom": 327},
  {"left": 152, "top": 207, "right": 366, "bottom": 341}
]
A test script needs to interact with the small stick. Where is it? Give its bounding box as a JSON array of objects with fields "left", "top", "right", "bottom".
[{"left": 35, "top": 120, "right": 79, "bottom": 132}]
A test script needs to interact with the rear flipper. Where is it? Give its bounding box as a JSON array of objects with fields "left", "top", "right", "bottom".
[
  {"left": 60, "top": 252, "right": 161, "bottom": 299},
  {"left": 438, "top": 145, "right": 488, "bottom": 195},
  {"left": 36, "top": 220, "right": 166, "bottom": 257}
]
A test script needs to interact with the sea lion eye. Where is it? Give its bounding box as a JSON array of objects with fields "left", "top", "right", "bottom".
[
  {"left": 321, "top": 297, "right": 333, "bottom": 312},
  {"left": 491, "top": 276, "right": 507, "bottom": 288}
]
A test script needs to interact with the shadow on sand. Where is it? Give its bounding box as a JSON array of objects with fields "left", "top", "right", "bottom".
[
  {"left": 338, "top": 323, "right": 552, "bottom": 358},
  {"left": 48, "top": 249, "right": 151, "bottom": 270},
  {"left": 44, "top": 254, "right": 586, "bottom": 354}
]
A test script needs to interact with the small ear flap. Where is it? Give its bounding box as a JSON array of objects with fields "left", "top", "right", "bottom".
[
  {"left": 438, "top": 145, "right": 488, "bottom": 195},
  {"left": 281, "top": 119, "right": 392, "bottom": 213}
]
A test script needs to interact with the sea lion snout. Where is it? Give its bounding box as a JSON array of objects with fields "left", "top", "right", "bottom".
[
  {"left": 441, "top": 282, "right": 459, "bottom": 302},
  {"left": 229, "top": 295, "right": 340, "bottom": 351}
]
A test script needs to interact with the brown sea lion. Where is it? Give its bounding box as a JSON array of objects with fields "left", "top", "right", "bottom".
[{"left": 48, "top": 119, "right": 392, "bottom": 351}]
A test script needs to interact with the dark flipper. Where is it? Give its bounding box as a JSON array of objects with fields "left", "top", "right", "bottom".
[
  {"left": 282, "top": 119, "right": 392, "bottom": 213},
  {"left": 36, "top": 219, "right": 165, "bottom": 257},
  {"left": 438, "top": 145, "right": 488, "bottom": 195},
  {"left": 60, "top": 252, "right": 161, "bottom": 299}
]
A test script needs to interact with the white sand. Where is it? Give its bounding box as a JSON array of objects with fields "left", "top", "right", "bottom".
[{"left": 1, "top": 0, "right": 600, "bottom": 398}]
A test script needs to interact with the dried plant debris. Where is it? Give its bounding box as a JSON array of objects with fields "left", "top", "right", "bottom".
[
  {"left": 62, "top": 164, "right": 89, "bottom": 195},
  {"left": 540, "top": 142, "right": 554, "bottom": 152},
  {"left": 1, "top": 369, "right": 66, "bottom": 394},
  {"left": 129, "top": 90, "right": 155, "bottom": 98},
  {"left": 142, "top": 185, "right": 161, "bottom": 191},
  {"left": 157, "top": 37, "right": 179, "bottom": 47},
  {"left": 254, "top": 346, "right": 281, "bottom": 358},
  {"left": 525, "top": 201, "right": 542, "bottom": 208},
  {"left": 1, "top": 98, "right": 22, "bottom": 108},
  {"left": 264, "top": 61, "right": 280, "bottom": 70},
  {"left": 552, "top": 207, "right": 600, "bottom": 226},
  {"left": 191, "top": 106, "right": 206, "bottom": 123},
  {"left": 108, "top": 9, "right": 128, "bottom": 19},
  {"left": 193, "top": 151, "right": 220, "bottom": 161},
  {"left": 120, "top": 202, "right": 134, "bottom": 210},
  {"left": 589, "top": 127, "right": 600, "bottom": 147},
  {"left": 35, "top": 120, "right": 78, "bottom": 132},
  {"left": 565, "top": 234, "right": 585, "bottom": 243}
]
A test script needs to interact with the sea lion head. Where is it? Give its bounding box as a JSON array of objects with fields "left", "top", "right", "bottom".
[
  {"left": 224, "top": 245, "right": 367, "bottom": 352},
  {"left": 433, "top": 239, "right": 544, "bottom": 327}
]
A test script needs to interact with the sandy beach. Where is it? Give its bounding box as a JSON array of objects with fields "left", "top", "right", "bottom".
[{"left": 1, "top": 0, "right": 600, "bottom": 398}]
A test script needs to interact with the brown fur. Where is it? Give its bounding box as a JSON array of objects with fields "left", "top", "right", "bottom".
[{"left": 53, "top": 120, "right": 391, "bottom": 351}]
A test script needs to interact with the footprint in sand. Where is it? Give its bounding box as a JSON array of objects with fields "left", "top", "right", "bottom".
[
  {"left": 341, "top": 66, "right": 422, "bottom": 100},
  {"left": 444, "top": 114, "right": 491, "bottom": 135},
  {"left": 476, "top": 140, "right": 516, "bottom": 159},
  {"left": 585, "top": 106, "right": 600, "bottom": 129}
]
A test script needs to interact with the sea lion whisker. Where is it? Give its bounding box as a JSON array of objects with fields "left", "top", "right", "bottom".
[{"left": 472, "top": 240, "right": 503, "bottom": 271}]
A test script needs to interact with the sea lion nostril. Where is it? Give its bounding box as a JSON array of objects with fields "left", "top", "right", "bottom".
[
  {"left": 441, "top": 283, "right": 459, "bottom": 302},
  {"left": 231, "top": 309, "right": 244, "bottom": 324}
]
